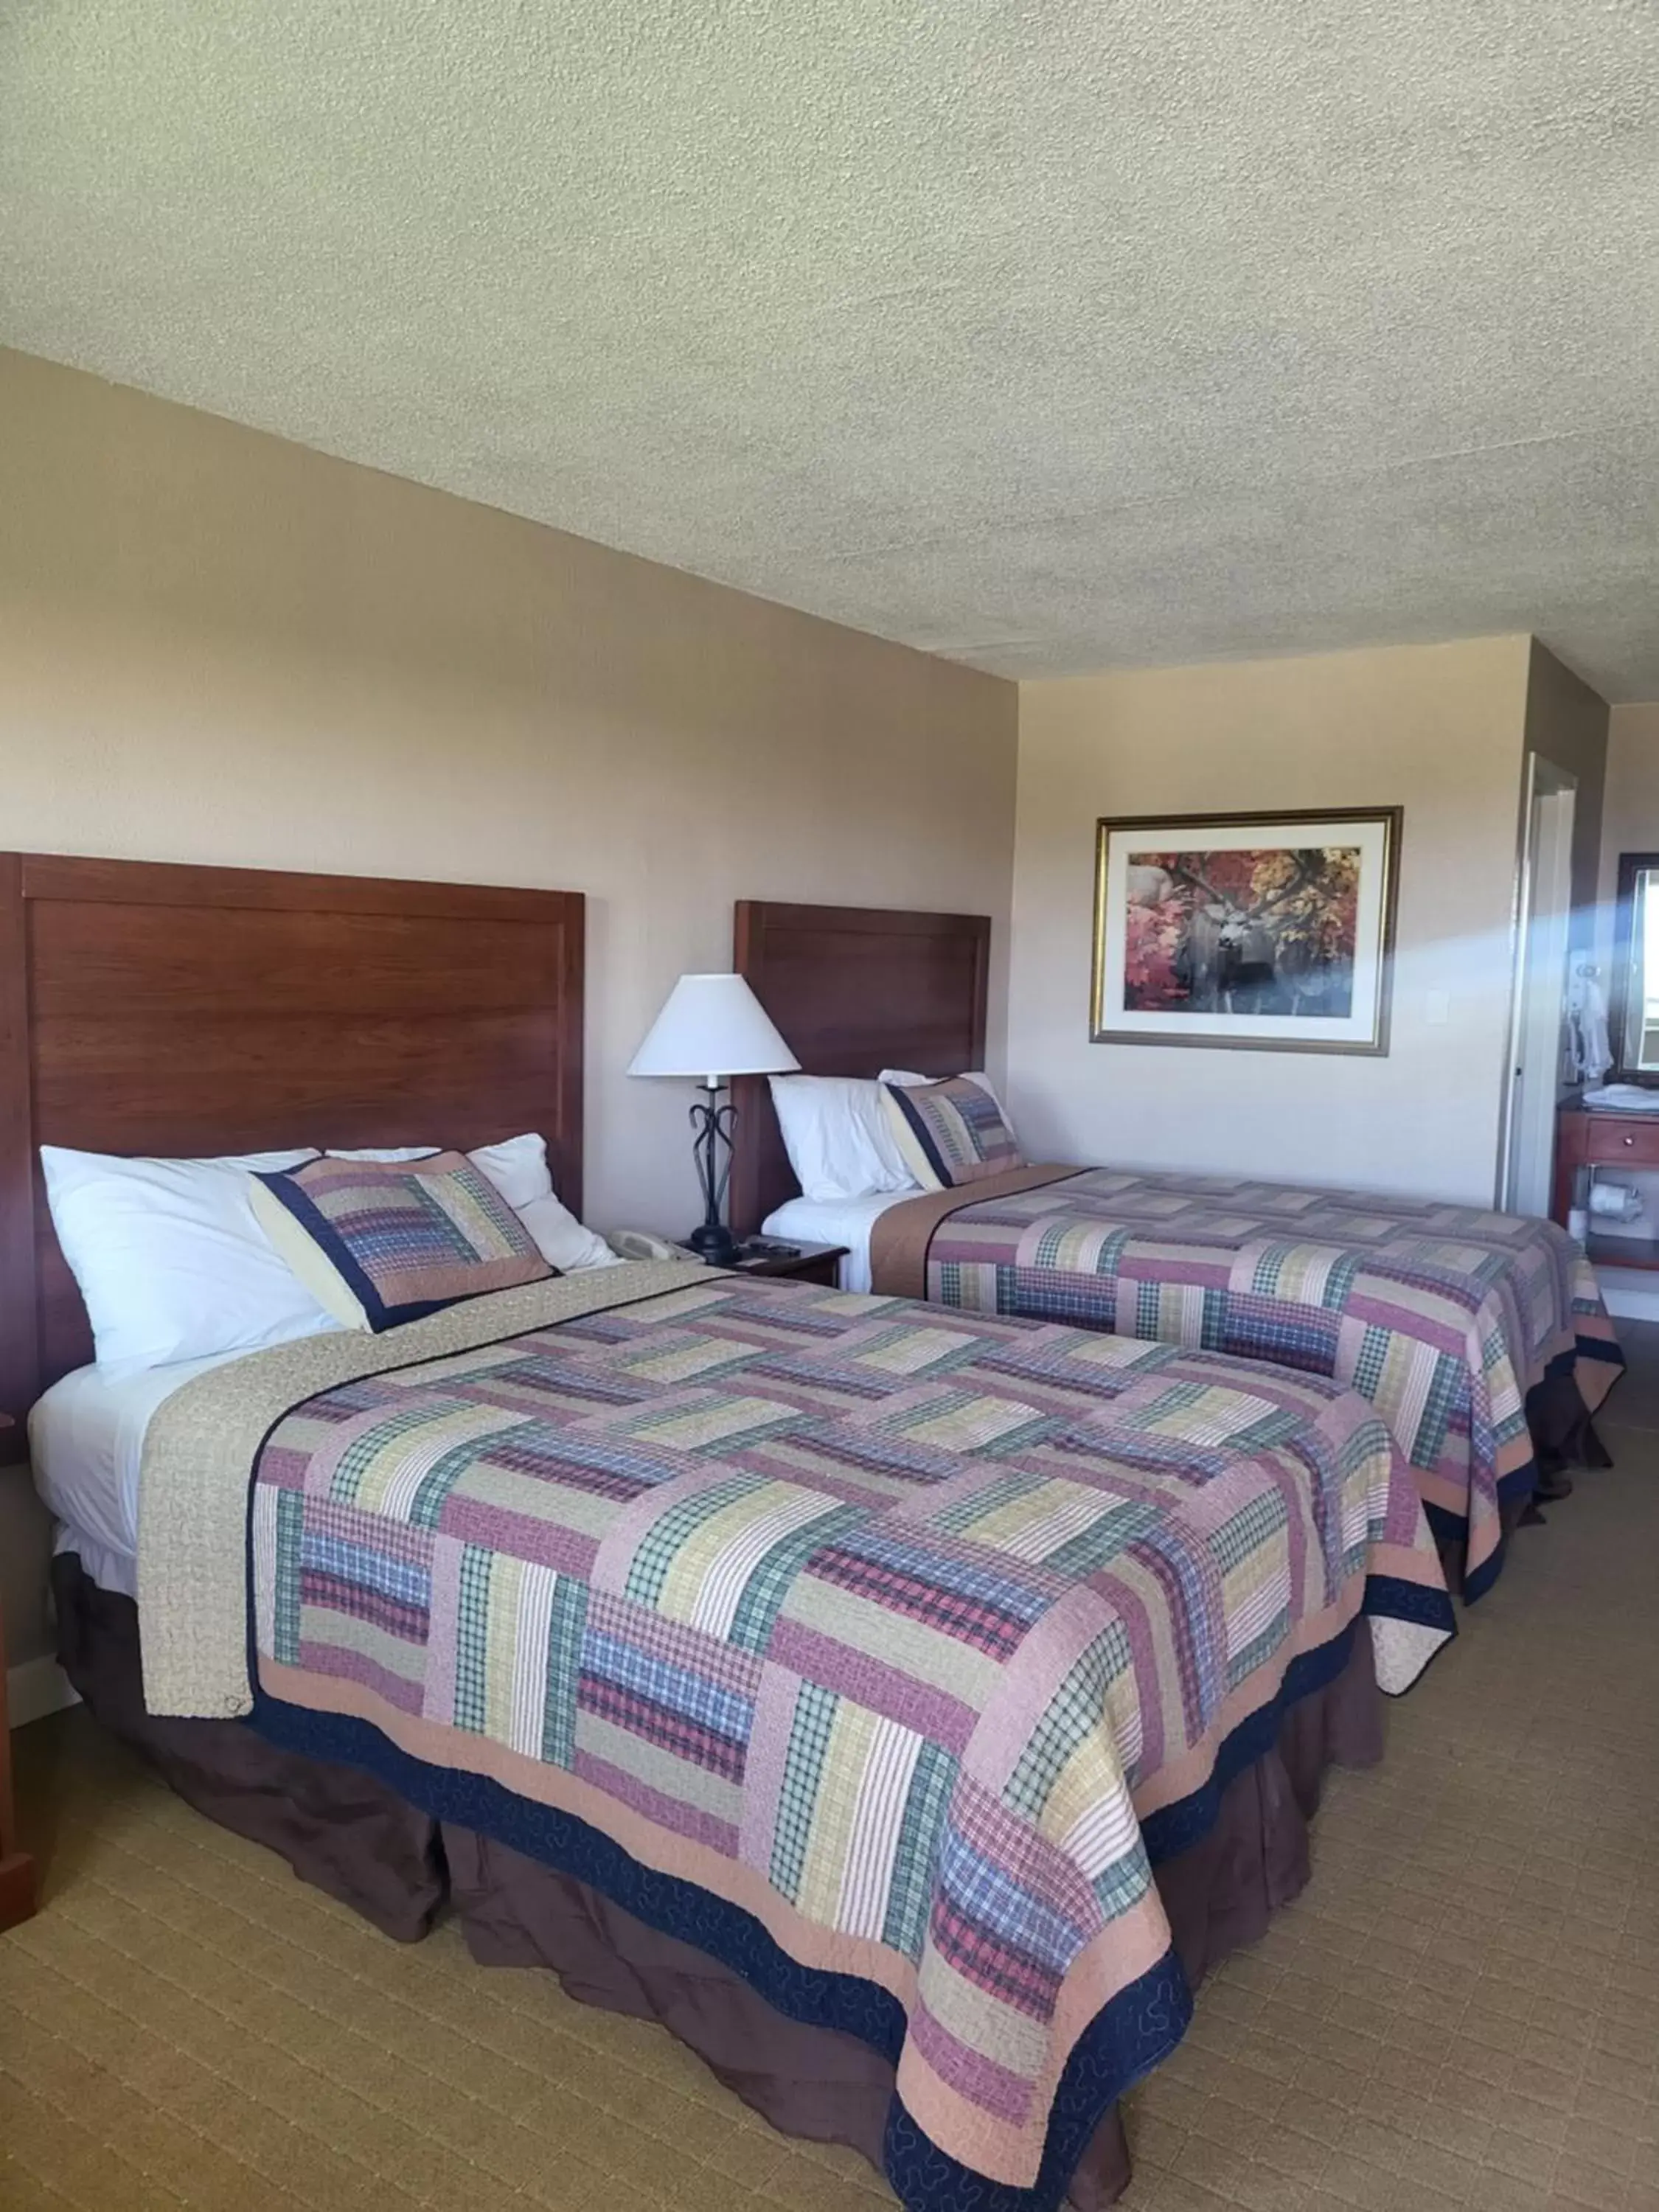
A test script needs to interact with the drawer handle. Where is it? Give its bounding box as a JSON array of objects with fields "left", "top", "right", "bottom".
[{"left": 1625, "top": 1134, "right": 1637, "bottom": 1146}]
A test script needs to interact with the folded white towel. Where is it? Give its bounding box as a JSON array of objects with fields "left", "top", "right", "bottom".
[{"left": 1583, "top": 1083, "right": 1659, "bottom": 1112}]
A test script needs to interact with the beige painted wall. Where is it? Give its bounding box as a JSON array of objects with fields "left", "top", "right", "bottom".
[
  {"left": 1593, "top": 698, "right": 1659, "bottom": 1076},
  {"left": 1599, "top": 703, "right": 1659, "bottom": 911},
  {"left": 1589, "top": 703, "right": 1659, "bottom": 1316},
  {"left": 1008, "top": 637, "right": 1537, "bottom": 1203},
  {"left": 0, "top": 348, "right": 1018, "bottom": 1670},
  {"left": 1522, "top": 641, "right": 1610, "bottom": 963}
]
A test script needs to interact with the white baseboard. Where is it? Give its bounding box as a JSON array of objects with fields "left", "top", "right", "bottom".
[{"left": 7, "top": 1654, "right": 78, "bottom": 1729}]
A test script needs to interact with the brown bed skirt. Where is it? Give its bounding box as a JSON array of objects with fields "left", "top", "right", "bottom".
[
  {"left": 1426, "top": 1368, "right": 1612, "bottom": 1592},
  {"left": 1526, "top": 1361, "right": 1615, "bottom": 1479},
  {"left": 52, "top": 1553, "right": 1382, "bottom": 2208}
]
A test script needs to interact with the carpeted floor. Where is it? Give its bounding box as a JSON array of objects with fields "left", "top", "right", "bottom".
[{"left": 4, "top": 1338, "right": 1658, "bottom": 2212}]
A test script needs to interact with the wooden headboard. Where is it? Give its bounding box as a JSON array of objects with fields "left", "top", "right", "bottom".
[
  {"left": 729, "top": 900, "right": 991, "bottom": 1237},
  {"left": 0, "top": 854, "right": 585, "bottom": 1444}
]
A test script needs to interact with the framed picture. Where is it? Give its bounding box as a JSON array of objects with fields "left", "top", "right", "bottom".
[{"left": 1091, "top": 807, "right": 1402, "bottom": 1054}]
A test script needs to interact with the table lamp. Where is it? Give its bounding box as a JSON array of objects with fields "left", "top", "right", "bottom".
[{"left": 627, "top": 973, "right": 799, "bottom": 1265}]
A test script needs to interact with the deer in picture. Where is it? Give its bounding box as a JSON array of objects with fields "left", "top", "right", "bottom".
[{"left": 1155, "top": 852, "right": 1340, "bottom": 1016}]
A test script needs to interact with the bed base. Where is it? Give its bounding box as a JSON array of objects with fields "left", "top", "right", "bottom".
[{"left": 52, "top": 1553, "right": 1381, "bottom": 2211}]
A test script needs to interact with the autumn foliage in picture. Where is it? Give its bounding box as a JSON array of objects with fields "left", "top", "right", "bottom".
[{"left": 1123, "top": 846, "right": 1362, "bottom": 1018}]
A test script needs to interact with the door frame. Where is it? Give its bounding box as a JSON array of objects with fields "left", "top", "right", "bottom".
[{"left": 1497, "top": 752, "right": 1578, "bottom": 1214}]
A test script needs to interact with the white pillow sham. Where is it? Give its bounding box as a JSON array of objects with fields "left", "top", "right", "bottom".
[
  {"left": 41, "top": 1145, "right": 338, "bottom": 1376},
  {"left": 326, "top": 1133, "right": 621, "bottom": 1273},
  {"left": 768, "top": 1074, "right": 919, "bottom": 1203}
]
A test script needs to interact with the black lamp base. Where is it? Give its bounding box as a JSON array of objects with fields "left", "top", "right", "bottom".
[
  {"left": 685, "top": 1220, "right": 740, "bottom": 1267},
  {"left": 688, "top": 1087, "right": 740, "bottom": 1267}
]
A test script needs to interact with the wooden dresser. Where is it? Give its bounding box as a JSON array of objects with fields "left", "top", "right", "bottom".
[{"left": 1554, "top": 1105, "right": 1659, "bottom": 1269}]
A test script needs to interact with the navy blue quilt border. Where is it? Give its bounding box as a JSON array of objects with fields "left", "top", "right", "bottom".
[
  {"left": 245, "top": 1587, "right": 1433, "bottom": 2212},
  {"left": 1571, "top": 1333, "right": 1624, "bottom": 1371},
  {"left": 250, "top": 1675, "right": 1193, "bottom": 2212},
  {"left": 1422, "top": 1450, "right": 1546, "bottom": 1605}
]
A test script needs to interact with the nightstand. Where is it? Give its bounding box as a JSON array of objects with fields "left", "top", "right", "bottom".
[
  {"left": 723, "top": 1241, "right": 849, "bottom": 1288},
  {"left": 0, "top": 1412, "right": 37, "bottom": 1932}
]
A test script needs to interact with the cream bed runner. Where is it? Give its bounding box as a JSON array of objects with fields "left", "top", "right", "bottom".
[{"left": 136, "top": 1259, "right": 709, "bottom": 1717}]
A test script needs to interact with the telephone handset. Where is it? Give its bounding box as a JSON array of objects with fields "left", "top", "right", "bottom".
[{"left": 611, "top": 1229, "right": 706, "bottom": 1265}]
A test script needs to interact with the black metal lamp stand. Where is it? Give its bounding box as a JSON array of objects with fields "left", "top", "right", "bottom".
[{"left": 685, "top": 1079, "right": 740, "bottom": 1265}]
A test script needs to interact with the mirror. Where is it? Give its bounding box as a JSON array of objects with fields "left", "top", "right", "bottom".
[{"left": 1613, "top": 852, "right": 1659, "bottom": 1077}]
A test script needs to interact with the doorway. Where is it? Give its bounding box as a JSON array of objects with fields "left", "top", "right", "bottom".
[{"left": 1501, "top": 755, "right": 1577, "bottom": 1217}]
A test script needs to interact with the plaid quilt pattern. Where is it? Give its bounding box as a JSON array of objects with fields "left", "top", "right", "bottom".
[
  {"left": 914, "top": 1169, "right": 1624, "bottom": 1596},
  {"left": 250, "top": 1276, "right": 1451, "bottom": 2193},
  {"left": 884, "top": 1076, "right": 1026, "bottom": 1188},
  {"left": 254, "top": 1150, "right": 550, "bottom": 1329}
]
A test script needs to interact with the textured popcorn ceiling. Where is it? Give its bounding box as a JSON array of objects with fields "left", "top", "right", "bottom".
[{"left": 4, "top": 2, "right": 1658, "bottom": 692}]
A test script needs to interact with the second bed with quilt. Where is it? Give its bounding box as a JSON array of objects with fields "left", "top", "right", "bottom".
[
  {"left": 862, "top": 1161, "right": 1621, "bottom": 1599},
  {"left": 733, "top": 899, "right": 1624, "bottom": 1601}
]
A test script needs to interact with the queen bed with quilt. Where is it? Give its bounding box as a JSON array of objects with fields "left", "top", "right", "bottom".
[
  {"left": 731, "top": 900, "right": 1624, "bottom": 1601},
  {"left": 8, "top": 854, "right": 1454, "bottom": 2212}
]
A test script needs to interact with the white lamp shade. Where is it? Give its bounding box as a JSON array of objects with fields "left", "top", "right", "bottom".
[{"left": 627, "top": 973, "right": 800, "bottom": 1084}]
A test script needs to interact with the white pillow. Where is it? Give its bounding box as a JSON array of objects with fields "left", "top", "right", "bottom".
[
  {"left": 326, "top": 1145, "right": 434, "bottom": 1162},
  {"left": 325, "top": 1134, "right": 621, "bottom": 1272},
  {"left": 467, "top": 1133, "right": 561, "bottom": 1212},
  {"left": 514, "top": 1192, "right": 622, "bottom": 1273},
  {"left": 768, "top": 1075, "right": 919, "bottom": 1203},
  {"left": 41, "top": 1145, "right": 338, "bottom": 1376}
]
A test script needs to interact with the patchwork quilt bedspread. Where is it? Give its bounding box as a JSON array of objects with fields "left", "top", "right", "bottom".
[
  {"left": 869, "top": 1166, "right": 1624, "bottom": 1599},
  {"left": 236, "top": 1272, "right": 1453, "bottom": 2207}
]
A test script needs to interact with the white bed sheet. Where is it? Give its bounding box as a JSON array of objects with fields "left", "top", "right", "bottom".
[
  {"left": 761, "top": 1191, "right": 912, "bottom": 1294},
  {"left": 31, "top": 1203, "right": 905, "bottom": 1596},
  {"left": 28, "top": 1350, "right": 250, "bottom": 1599}
]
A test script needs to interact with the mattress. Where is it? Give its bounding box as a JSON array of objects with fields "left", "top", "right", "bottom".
[
  {"left": 760, "top": 1190, "right": 909, "bottom": 1292},
  {"left": 28, "top": 1351, "right": 248, "bottom": 1598}
]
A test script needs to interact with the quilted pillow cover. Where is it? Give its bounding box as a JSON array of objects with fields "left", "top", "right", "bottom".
[
  {"left": 880, "top": 1074, "right": 1025, "bottom": 1190},
  {"left": 250, "top": 1150, "right": 552, "bottom": 1332}
]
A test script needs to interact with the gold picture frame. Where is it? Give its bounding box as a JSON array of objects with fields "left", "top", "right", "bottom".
[{"left": 1090, "top": 807, "right": 1402, "bottom": 1054}]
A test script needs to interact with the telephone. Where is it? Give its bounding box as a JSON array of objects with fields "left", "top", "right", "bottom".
[{"left": 610, "top": 1229, "right": 706, "bottom": 1265}]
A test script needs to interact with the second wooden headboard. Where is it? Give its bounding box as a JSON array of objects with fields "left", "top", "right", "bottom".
[
  {"left": 729, "top": 900, "right": 991, "bottom": 1237},
  {"left": 0, "top": 854, "right": 585, "bottom": 1443}
]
